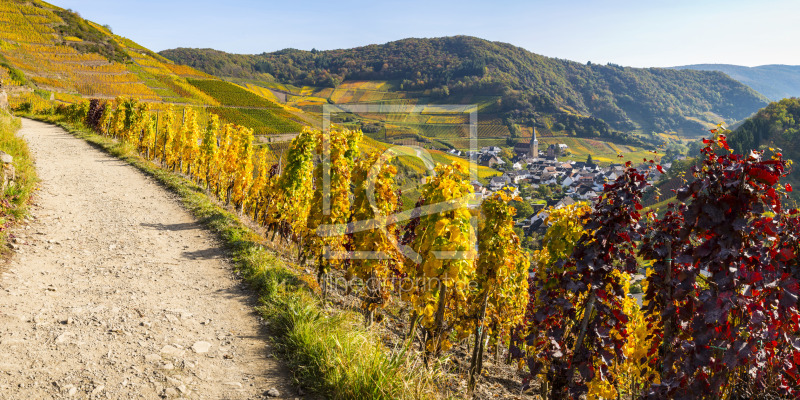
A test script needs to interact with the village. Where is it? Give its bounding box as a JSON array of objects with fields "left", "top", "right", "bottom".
[{"left": 447, "top": 128, "right": 671, "bottom": 236}]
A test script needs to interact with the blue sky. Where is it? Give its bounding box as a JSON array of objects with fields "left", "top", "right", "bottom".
[{"left": 51, "top": 0, "right": 800, "bottom": 67}]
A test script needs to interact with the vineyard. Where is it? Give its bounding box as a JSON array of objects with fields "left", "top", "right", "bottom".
[
  {"left": 0, "top": 0, "right": 306, "bottom": 142},
  {"left": 187, "top": 79, "right": 284, "bottom": 108},
  {"left": 175, "top": 74, "right": 524, "bottom": 152},
  {"left": 23, "top": 96, "right": 799, "bottom": 399},
  {"left": 0, "top": 0, "right": 159, "bottom": 100},
  {"left": 187, "top": 79, "right": 305, "bottom": 134},
  {"left": 240, "top": 77, "right": 661, "bottom": 162},
  {"left": 1, "top": 0, "right": 793, "bottom": 397}
]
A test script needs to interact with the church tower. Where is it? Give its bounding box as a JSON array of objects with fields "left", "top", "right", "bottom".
[{"left": 530, "top": 126, "right": 539, "bottom": 160}]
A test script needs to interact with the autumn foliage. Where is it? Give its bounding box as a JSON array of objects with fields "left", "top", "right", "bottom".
[
  {"left": 515, "top": 128, "right": 800, "bottom": 399},
  {"left": 53, "top": 99, "right": 800, "bottom": 399}
]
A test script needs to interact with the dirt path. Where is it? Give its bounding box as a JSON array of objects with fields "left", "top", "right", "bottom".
[{"left": 0, "top": 119, "right": 292, "bottom": 399}]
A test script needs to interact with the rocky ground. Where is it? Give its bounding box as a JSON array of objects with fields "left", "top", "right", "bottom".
[{"left": 0, "top": 119, "right": 294, "bottom": 399}]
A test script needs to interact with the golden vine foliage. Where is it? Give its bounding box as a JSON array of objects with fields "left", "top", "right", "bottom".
[
  {"left": 181, "top": 108, "right": 201, "bottom": 176},
  {"left": 273, "top": 127, "right": 317, "bottom": 238},
  {"left": 349, "top": 152, "right": 401, "bottom": 315},
  {"left": 199, "top": 114, "right": 219, "bottom": 188},
  {"left": 110, "top": 97, "right": 126, "bottom": 140},
  {"left": 130, "top": 101, "right": 150, "bottom": 149},
  {"left": 140, "top": 112, "right": 156, "bottom": 158},
  {"left": 247, "top": 147, "right": 271, "bottom": 217},
  {"left": 46, "top": 94, "right": 634, "bottom": 392},
  {"left": 217, "top": 123, "right": 240, "bottom": 202},
  {"left": 304, "top": 126, "right": 361, "bottom": 273},
  {"left": 98, "top": 99, "right": 114, "bottom": 136},
  {"left": 588, "top": 273, "right": 658, "bottom": 399},
  {"left": 408, "top": 163, "right": 475, "bottom": 354},
  {"left": 475, "top": 190, "right": 530, "bottom": 342},
  {"left": 231, "top": 125, "right": 254, "bottom": 210},
  {"left": 172, "top": 109, "right": 189, "bottom": 171},
  {"left": 158, "top": 105, "right": 176, "bottom": 167},
  {"left": 533, "top": 202, "right": 592, "bottom": 279}
]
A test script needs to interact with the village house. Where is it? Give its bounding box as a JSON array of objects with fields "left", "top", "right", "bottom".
[{"left": 488, "top": 175, "right": 510, "bottom": 191}]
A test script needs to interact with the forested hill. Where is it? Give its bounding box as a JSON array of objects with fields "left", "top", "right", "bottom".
[
  {"left": 161, "top": 36, "right": 768, "bottom": 138},
  {"left": 673, "top": 64, "right": 800, "bottom": 101},
  {"left": 727, "top": 97, "right": 800, "bottom": 199}
]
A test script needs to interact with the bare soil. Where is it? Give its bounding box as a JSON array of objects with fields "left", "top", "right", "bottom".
[{"left": 0, "top": 119, "right": 293, "bottom": 399}]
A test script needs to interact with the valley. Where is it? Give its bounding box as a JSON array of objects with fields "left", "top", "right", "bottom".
[{"left": 0, "top": 0, "right": 798, "bottom": 399}]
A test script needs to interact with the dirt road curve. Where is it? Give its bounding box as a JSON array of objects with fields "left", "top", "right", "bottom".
[{"left": 0, "top": 119, "right": 290, "bottom": 399}]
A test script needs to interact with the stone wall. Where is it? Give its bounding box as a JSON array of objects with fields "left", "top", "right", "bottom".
[{"left": 0, "top": 151, "right": 14, "bottom": 190}]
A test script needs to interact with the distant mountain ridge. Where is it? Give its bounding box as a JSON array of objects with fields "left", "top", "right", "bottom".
[
  {"left": 161, "top": 36, "right": 769, "bottom": 141},
  {"left": 672, "top": 64, "right": 800, "bottom": 101}
]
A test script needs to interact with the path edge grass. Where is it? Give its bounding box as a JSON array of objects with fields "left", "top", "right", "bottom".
[
  {"left": 19, "top": 113, "right": 440, "bottom": 400},
  {"left": 0, "top": 109, "right": 37, "bottom": 256}
]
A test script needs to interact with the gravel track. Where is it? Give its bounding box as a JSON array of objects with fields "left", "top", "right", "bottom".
[{"left": 0, "top": 119, "right": 291, "bottom": 399}]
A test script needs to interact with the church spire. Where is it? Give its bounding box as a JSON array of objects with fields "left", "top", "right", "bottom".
[{"left": 530, "top": 126, "right": 539, "bottom": 160}]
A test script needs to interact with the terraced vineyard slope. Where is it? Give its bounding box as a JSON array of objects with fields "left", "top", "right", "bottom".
[{"left": 0, "top": 0, "right": 304, "bottom": 134}]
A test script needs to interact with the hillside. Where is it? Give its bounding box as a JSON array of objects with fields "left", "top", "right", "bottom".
[
  {"left": 161, "top": 36, "right": 769, "bottom": 141},
  {"left": 673, "top": 64, "right": 800, "bottom": 101},
  {"left": 0, "top": 0, "right": 304, "bottom": 135},
  {"left": 726, "top": 97, "right": 800, "bottom": 201}
]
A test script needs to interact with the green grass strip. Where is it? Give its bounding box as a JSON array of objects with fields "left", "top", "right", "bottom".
[{"left": 0, "top": 110, "right": 37, "bottom": 250}]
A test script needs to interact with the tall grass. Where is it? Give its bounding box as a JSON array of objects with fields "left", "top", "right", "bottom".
[
  {"left": 24, "top": 113, "right": 441, "bottom": 400},
  {"left": 243, "top": 248, "right": 439, "bottom": 400},
  {"left": 0, "top": 110, "right": 36, "bottom": 244}
]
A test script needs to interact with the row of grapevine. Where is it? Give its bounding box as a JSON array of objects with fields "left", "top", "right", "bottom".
[
  {"left": 514, "top": 130, "right": 800, "bottom": 399},
  {"left": 2, "top": 42, "right": 160, "bottom": 100},
  {"left": 51, "top": 98, "right": 800, "bottom": 398},
  {"left": 53, "top": 96, "right": 532, "bottom": 391},
  {"left": 187, "top": 79, "right": 282, "bottom": 109}
]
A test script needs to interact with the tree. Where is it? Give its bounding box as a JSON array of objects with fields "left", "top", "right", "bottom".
[
  {"left": 535, "top": 185, "right": 552, "bottom": 200},
  {"left": 686, "top": 138, "right": 704, "bottom": 158},
  {"left": 500, "top": 147, "right": 515, "bottom": 161},
  {"left": 586, "top": 154, "right": 594, "bottom": 166}
]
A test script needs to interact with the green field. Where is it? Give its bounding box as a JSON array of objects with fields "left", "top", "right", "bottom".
[{"left": 535, "top": 137, "right": 660, "bottom": 165}]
